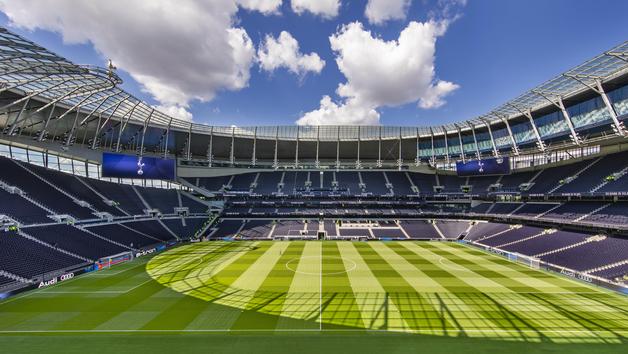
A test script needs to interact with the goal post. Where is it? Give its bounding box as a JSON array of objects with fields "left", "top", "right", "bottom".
[{"left": 96, "top": 251, "right": 134, "bottom": 270}]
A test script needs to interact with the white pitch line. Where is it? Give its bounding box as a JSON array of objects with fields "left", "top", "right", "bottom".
[
  {"left": 319, "top": 242, "right": 322, "bottom": 331},
  {"left": 0, "top": 328, "right": 625, "bottom": 335},
  {"left": 42, "top": 278, "right": 154, "bottom": 295}
]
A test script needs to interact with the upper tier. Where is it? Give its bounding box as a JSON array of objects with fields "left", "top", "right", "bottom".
[{"left": 1, "top": 27, "right": 627, "bottom": 166}]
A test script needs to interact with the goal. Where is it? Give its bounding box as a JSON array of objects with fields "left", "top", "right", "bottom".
[{"left": 96, "top": 251, "right": 134, "bottom": 270}]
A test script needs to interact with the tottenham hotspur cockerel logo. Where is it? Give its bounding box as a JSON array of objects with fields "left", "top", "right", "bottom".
[
  {"left": 477, "top": 159, "right": 484, "bottom": 173},
  {"left": 137, "top": 157, "right": 145, "bottom": 176}
]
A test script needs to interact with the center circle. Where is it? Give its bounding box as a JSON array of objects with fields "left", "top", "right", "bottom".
[{"left": 285, "top": 256, "right": 357, "bottom": 275}]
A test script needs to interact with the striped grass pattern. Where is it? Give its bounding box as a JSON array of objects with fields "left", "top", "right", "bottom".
[{"left": 0, "top": 241, "right": 626, "bottom": 353}]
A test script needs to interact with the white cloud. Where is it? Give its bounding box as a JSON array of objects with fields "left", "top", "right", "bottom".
[
  {"left": 291, "top": 0, "right": 339, "bottom": 19},
  {"left": 237, "top": 0, "right": 282, "bottom": 15},
  {"left": 155, "top": 104, "right": 194, "bottom": 122},
  {"left": 296, "top": 95, "right": 379, "bottom": 125},
  {"left": 298, "top": 21, "right": 458, "bottom": 125},
  {"left": 0, "top": 0, "right": 265, "bottom": 122},
  {"left": 258, "top": 31, "right": 325, "bottom": 77},
  {"left": 365, "top": 0, "right": 411, "bottom": 25}
]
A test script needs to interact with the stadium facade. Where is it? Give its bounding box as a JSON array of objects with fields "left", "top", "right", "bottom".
[{"left": 0, "top": 27, "right": 626, "bottom": 171}]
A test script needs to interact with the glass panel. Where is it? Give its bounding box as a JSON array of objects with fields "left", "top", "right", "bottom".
[
  {"left": 27, "top": 149, "right": 45, "bottom": 166},
  {"left": 11, "top": 146, "right": 28, "bottom": 162},
  {"left": 0, "top": 144, "right": 10, "bottom": 158},
  {"left": 73, "top": 160, "right": 87, "bottom": 177},
  {"left": 58, "top": 157, "right": 73, "bottom": 173},
  {"left": 569, "top": 96, "right": 611, "bottom": 129}
]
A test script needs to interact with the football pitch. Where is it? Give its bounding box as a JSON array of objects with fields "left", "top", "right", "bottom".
[{"left": 0, "top": 241, "right": 626, "bottom": 354}]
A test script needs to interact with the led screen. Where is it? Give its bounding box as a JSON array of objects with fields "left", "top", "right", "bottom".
[
  {"left": 456, "top": 156, "right": 510, "bottom": 177},
  {"left": 101, "top": 153, "right": 175, "bottom": 180}
]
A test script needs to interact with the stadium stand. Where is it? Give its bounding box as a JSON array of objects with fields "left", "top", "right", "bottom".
[
  {"left": 0, "top": 188, "right": 51, "bottom": 224},
  {"left": 0, "top": 156, "right": 95, "bottom": 219},
  {"left": 540, "top": 236, "right": 628, "bottom": 271},
  {"left": 24, "top": 224, "right": 128, "bottom": 260},
  {"left": 209, "top": 219, "right": 244, "bottom": 239},
  {"left": 399, "top": 220, "right": 441, "bottom": 239},
  {"left": 162, "top": 218, "right": 207, "bottom": 239},
  {"left": 0, "top": 230, "right": 86, "bottom": 278},
  {"left": 85, "top": 223, "right": 164, "bottom": 249},
  {"left": 83, "top": 179, "right": 147, "bottom": 215}
]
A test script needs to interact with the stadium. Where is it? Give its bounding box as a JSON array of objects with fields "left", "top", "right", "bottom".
[{"left": 0, "top": 6, "right": 627, "bottom": 354}]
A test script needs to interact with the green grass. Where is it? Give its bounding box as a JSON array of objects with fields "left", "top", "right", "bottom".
[{"left": 0, "top": 241, "right": 626, "bottom": 354}]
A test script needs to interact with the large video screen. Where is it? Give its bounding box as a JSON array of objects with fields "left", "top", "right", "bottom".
[
  {"left": 456, "top": 157, "right": 510, "bottom": 177},
  {"left": 102, "top": 153, "right": 176, "bottom": 180}
]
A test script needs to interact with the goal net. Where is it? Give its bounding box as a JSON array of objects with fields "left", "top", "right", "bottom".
[{"left": 96, "top": 251, "right": 134, "bottom": 270}]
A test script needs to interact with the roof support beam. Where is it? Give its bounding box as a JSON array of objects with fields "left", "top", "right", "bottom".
[
  {"left": 429, "top": 128, "right": 435, "bottom": 165},
  {"left": 92, "top": 97, "right": 125, "bottom": 149},
  {"left": 252, "top": 126, "right": 257, "bottom": 167},
  {"left": 230, "top": 126, "right": 235, "bottom": 166},
  {"left": 596, "top": 79, "right": 625, "bottom": 136},
  {"left": 37, "top": 103, "right": 56, "bottom": 141},
  {"left": 0, "top": 79, "right": 69, "bottom": 114},
  {"left": 483, "top": 120, "right": 499, "bottom": 157},
  {"left": 397, "top": 127, "right": 403, "bottom": 170},
  {"left": 206, "top": 126, "right": 213, "bottom": 166},
  {"left": 497, "top": 115, "right": 520, "bottom": 155},
  {"left": 335, "top": 126, "right": 340, "bottom": 170},
  {"left": 455, "top": 124, "right": 465, "bottom": 163},
  {"left": 160, "top": 118, "right": 171, "bottom": 158},
  {"left": 138, "top": 108, "right": 154, "bottom": 156},
  {"left": 377, "top": 126, "right": 382, "bottom": 168},
  {"left": 77, "top": 92, "right": 122, "bottom": 126},
  {"left": 506, "top": 103, "right": 544, "bottom": 152},
  {"left": 6, "top": 97, "right": 29, "bottom": 135},
  {"left": 532, "top": 89, "right": 580, "bottom": 145},
  {"left": 556, "top": 97, "right": 581, "bottom": 144},
  {"left": 186, "top": 123, "right": 192, "bottom": 161},
  {"left": 115, "top": 101, "right": 140, "bottom": 152},
  {"left": 64, "top": 92, "right": 101, "bottom": 147},
  {"left": 523, "top": 109, "right": 546, "bottom": 152},
  {"left": 468, "top": 122, "right": 481, "bottom": 159},
  {"left": 315, "top": 126, "right": 320, "bottom": 169},
  {"left": 295, "top": 126, "right": 300, "bottom": 168},
  {"left": 356, "top": 126, "right": 361, "bottom": 169},
  {"left": 17, "top": 85, "right": 84, "bottom": 131},
  {"left": 563, "top": 74, "right": 626, "bottom": 136},
  {"left": 415, "top": 128, "right": 420, "bottom": 166},
  {"left": 273, "top": 127, "right": 279, "bottom": 169},
  {"left": 442, "top": 126, "right": 450, "bottom": 165}
]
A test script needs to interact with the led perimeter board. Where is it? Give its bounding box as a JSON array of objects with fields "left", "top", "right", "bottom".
[
  {"left": 101, "top": 153, "right": 176, "bottom": 180},
  {"left": 456, "top": 157, "right": 510, "bottom": 177}
]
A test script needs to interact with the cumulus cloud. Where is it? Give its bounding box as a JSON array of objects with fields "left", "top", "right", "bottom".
[
  {"left": 297, "top": 95, "right": 379, "bottom": 125},
  {"left": 155, "top": 104, "right": 194, "bottom": 122},
  {"left": 258, "top": 31, "right": 325, "bottom": 77},
  {"left": 365, "top": 0, "right": 411, "bottom": 25},
  {"left": 0, "top": 0, "right": 266, "bottom": 122},
  {"left": 237, "top": 0, "right": 282, "bottom": 15},
  {"left": 291, "top": 0, "right": 340, "bottom": 19},
  {"left": 297, "top": 21, "right": 458, "bottom": 125}
]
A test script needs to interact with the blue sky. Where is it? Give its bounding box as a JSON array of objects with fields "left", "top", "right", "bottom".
[{"left": 0, "top": 0, "right": 627, "bottom": 127}]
